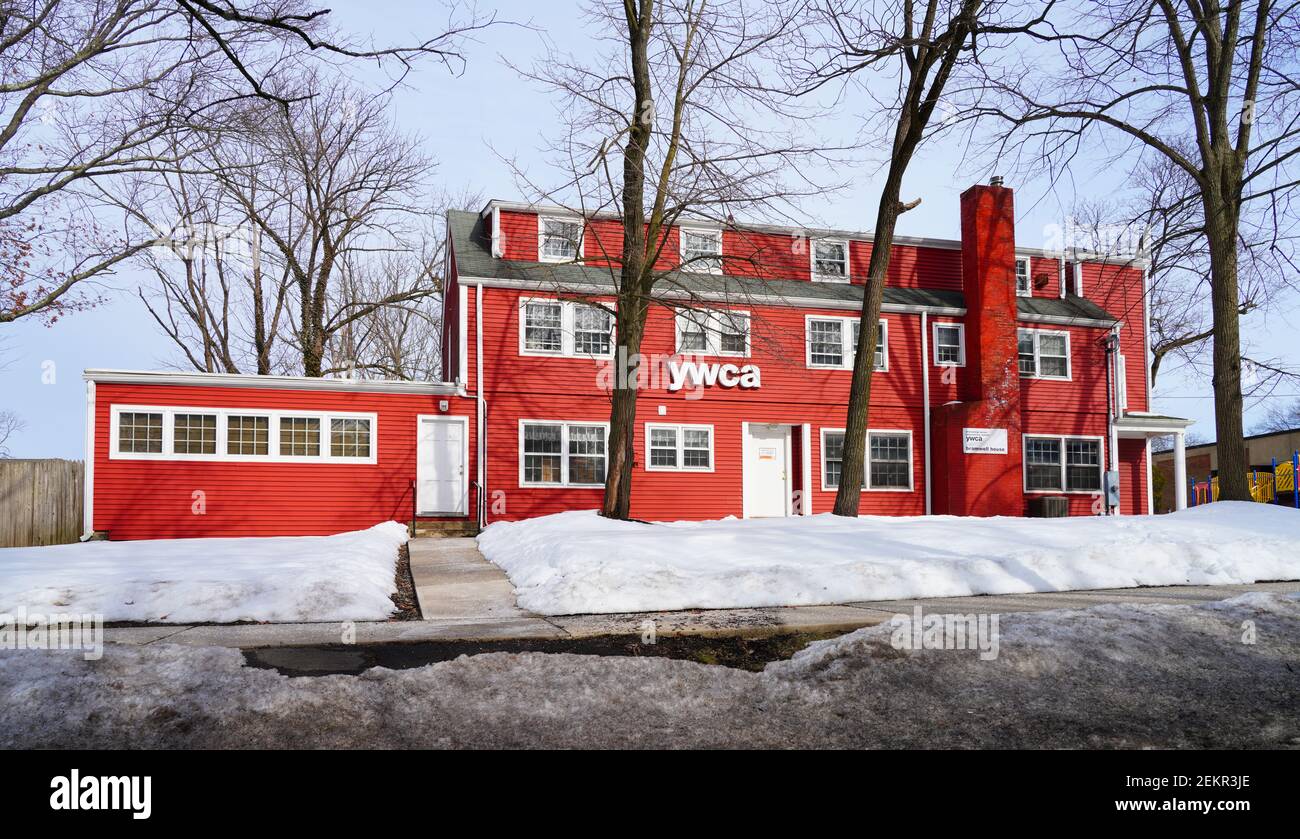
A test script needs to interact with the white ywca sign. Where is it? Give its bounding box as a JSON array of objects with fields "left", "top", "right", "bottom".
[
  {"left": 666, "top": 360, "right": 761, "bottom": 391},
  {"left": 962, "top": 427, "right": 1008, "bottom": 455}
]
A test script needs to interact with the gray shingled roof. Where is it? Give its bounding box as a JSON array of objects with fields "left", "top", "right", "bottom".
[{"left": 448, "top": 209, "right": 1119, "bottom": 322}]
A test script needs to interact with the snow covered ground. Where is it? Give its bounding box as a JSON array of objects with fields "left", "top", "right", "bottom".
[
  {"left": 478, "top": 502, "right": 1300, "bottom": 615},
  {"left": 1, "top": 592, "right": 1296, "bottom": 748},
  {"left": 0, "top": 523, "right": 409, "bottom": 623}
]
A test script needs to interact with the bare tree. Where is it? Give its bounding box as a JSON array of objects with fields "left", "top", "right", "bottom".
[
  {"left": 1252, "top": 398, "right": 1300, "bottom": 434},
  {"left": 0, "top": 410, "right": 23, "bottom": 457},
  {"left": 0, "top": 0, "right": 492, "bottom": 325},
  {"left": 211, "top": 78, "right": 437, "bottom": 377},
  {"left": 792, "top": 0, "right": 1004, "bottom": 516},
  {"left": 515, "top": 0, "right": 838, "bottom": 520},
  {"left": 972, "top": 0, "right": 1300, "bottom": 501}
]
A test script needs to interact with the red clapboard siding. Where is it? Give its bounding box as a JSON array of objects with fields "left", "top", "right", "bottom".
[
  {"left": 850, "top": 241, "right": 963, "bottom": 290},
  {"left": 499, "top": 210, "right": 539, "bottom": 261},
  {"left": 92, "top": 382, "right": 476, "bottom": 539}
]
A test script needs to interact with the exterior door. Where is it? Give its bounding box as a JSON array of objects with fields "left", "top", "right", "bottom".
[
  {"left": 745, "top": 424, "right": 790, "bottom": 517},
  {"left": 417, "top": 417, "right": 466, "bottom": 515}
]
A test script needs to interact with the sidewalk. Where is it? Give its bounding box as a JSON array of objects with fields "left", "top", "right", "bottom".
[{"left": 99, "top": 532, "right": 1300, "bottom": 649}]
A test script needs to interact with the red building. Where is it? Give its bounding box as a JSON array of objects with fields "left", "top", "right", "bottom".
[{"left": 83, "top": 181, "right": 1193, "bottom": 539}]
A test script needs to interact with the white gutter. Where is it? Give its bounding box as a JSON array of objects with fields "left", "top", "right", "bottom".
[
  {"left": 83, "top": 369, "right": 463, "bottom": 396},
  {"left": 476, "top": 283, "right": 486, "bottom": 528},
  {"left": 921, "top": 311, "right": 932, "bottom": 516},
  {"left": 80, "top": 380, "right": 96, "bottom": 540}
]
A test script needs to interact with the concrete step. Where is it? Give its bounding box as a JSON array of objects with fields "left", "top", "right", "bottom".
[{"left": 412, "top": 520, "right": 480, "bottom": 538}]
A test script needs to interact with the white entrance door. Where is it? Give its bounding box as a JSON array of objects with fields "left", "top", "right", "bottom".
[
  {"left": 745, "top": 424, "right": 790, "bottom": 518},
  {"left": 417, "top": 417, "right": 466, "bottom": 515}
]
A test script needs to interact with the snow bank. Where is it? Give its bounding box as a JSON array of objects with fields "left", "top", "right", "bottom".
[
  {"left": 477, "top": 502, "right": 1300, "bottom": 615},
  {"left": 1, "top": 592, "right": 1296, "bottom": 748},
  {"left": 0, "top": 523, "right": 409, "bottom": 623}
]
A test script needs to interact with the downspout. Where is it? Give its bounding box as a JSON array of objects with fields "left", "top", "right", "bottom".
[
  {"left": 921, "top": 311, "right": 932, "bottom": 515},
  {"left": 1102, "top": 330, "right": 1118, "bottom": 515},
  {"left": 79, "top": 379, "right": 96, "bottom": 540},
  {"left": 476, "top": 283, "right": 486, "bottom": 529}
]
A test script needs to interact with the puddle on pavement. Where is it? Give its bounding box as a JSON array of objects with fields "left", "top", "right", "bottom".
[{"left": 241, "top": 631, "right": 840, "bottom": 676}]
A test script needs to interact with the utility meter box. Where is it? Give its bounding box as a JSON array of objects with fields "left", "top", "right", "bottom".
[{"left": 1104, "top": 470, "right": 1121, "bottom": 508}]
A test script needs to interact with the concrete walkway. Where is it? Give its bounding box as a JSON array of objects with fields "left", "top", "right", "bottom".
[{"left": 97, "top": 531, "right": 1300, "bottom": 649}]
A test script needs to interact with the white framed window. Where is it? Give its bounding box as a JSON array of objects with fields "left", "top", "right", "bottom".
[
  {"left": 1017, "top": 328, "right": 1071, "bottom": 380},
  {"left": 674, "top": 309, "right": 750, "bottom": 357},
  {"left": 519, "top": 298, "right": 614, "bottom": 358},
  {"left": 645, "top": 423, "right": 714, "bottom": 472},
  {"left": 932, "top": 322, "right": 965, "bottom": 367},
  {"left": 820, "top": 428, "right": 913, "bottom": 491},
  {"left": 519, "top": 420, "right": 609, "bottom": 487},
  {"left": 805, "top": 316, "right": 887, "bottom": 371},
  {"left": 811, "top": 238, "right": 849, "bottom": 282},
  {"left": 538, "top": 216, "right": 583, "bottom": 263},
  {"left": 1015, "top": 256, "right": 1032, "bottom": 296},
  {"left": 109, "top": 405, "right": 377, "bottom": 464},
  {"left": 1023, "top": 435, "right": 1103, "bottom": 493},
  {"left": 679, "top": 227, "right": 722, "bottom": 273}
]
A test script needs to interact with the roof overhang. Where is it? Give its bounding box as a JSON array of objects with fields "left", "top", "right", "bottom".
[
  {"left": 457, "top": 275, "right": 967, "bottom": 316},
  {"left": 1114, "top": 412, "right": 1195, "bottom": 439},
  {"left": 83, "top": 369, "right": 464, "bottom": 396}
]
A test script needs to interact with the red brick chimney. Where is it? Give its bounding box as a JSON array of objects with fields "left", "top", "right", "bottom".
[{"left": 931, "top": 181, "right": 1024, "bottom": 516}]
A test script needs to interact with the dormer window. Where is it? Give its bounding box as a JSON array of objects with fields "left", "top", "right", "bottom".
[
  {"left": 812, "top": 239, "right": 849, "bottom": 282},
  {"left": 539, "top": 217, "right": 583, "bottom": 263},
  {"left": 1015, "top": 256, "right": 1031, "bottom": 296},
  {"left": 680, "top": 228, "right": 722, "bottom": 273}
]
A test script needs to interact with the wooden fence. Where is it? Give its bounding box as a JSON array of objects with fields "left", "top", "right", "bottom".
[{"left": 0, "top": 459, "right": 85, "bottom": 548}]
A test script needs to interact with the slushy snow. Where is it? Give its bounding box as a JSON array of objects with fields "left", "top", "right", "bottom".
[
  {"left": 1, "top": 592, "right": 1297, "bottom": 748},
  {"left": 477, "top": 502, "right": 1300, "bottom": 615},
  {"left": 0, "top": 523, "right": 409, "bottom": 623}
]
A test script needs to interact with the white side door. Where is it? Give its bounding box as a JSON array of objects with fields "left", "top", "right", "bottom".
[
  {"left": 745, "top": 425, "right": 790, "bottom": 518},
  {"left": 417, "top": 417, "right": 466, "bottom": 515}
]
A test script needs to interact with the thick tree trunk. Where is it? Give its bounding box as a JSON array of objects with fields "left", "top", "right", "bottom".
[
  {"left": 603, "top": 312, "right": 645, "bottom": 519},
  {"left": 833, "top": 170, "right": 907, "bottom": 515},
  {"left": 1204, "top": 186, "right": 1249, "bottom": 500}
]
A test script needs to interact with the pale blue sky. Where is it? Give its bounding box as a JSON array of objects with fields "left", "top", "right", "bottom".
[{"left": 2, "top": 0, "right": 1296, "bottom": 458}]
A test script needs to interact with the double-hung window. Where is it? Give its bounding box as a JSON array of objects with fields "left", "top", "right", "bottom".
[
  {"left": 1018, "top": 328, "right": 1071, "bottom": 379},
  {"left": 821, "top": 429, "right": 913, "bottom": 491},
  {"left": 679, "top": 228, "right": 722, "bottom": 273},
  {"left": 520, "top": 299, "right": 614, "bottom": 358},
  {"left": 675, "top": 309, "right": 749, "bottom": 357},
  {"left": 520, "top": 421, "right": 608, "bottom": 487},
  {"left": 812, "top": 239, "right": 849, "bottom": 282},
  {"left": 110, "top": 406, "right": 375, "bottom": 463},
  {"left": 806, "top": 316, "right": 887, "bottom": 371},
  {"left": 1024, "top": 435, "right": 1102, "bottom": 493},
  {"left": 645, "top": 424, "right": 713, "bottom": 472},
  {"left": 538, "top": 217, "right": 583, "bottom": 262},
  {"left": 1015, "top": 256, "right": 1031, "bottom": 296},
  {"left": 932, "top": 322, "right": 965, "bottom": 366}
]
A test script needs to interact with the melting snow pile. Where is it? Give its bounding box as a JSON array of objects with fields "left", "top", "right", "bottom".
[
  {"left": 0, "top": 523, "right": 409, "bottom": 623},
  {"left": 477, "top": 502, "right": 1300, "bottom": 615}
]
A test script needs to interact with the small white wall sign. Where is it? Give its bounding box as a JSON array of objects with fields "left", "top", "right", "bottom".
[{"left": 963, "top": 427, "right": 1008, "bottom": 455}]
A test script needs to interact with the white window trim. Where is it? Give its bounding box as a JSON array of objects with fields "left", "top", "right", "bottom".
[
  {"left": 931, "top": 321, "right": 966, "bottom": 367},
  {"left": 1022, "top": 434, "right": 1105, "bottom": 495},
  {"left": 1018, "top": 328, "right": 1072, "bottom": 380},
  {"left": 518, "top": 419, "right": 610, "bottom": 488},
  {"left": 644, "top": 423, "right": 715, "bottom": 472},
  {"left": 518, "top": 297, "right": 616, "bottom": 359},
  {"left": 674, "top": 309, "right": 750, "bottom": 358},
  {"left": 678, "top": 226, "right": 723, "bottom": 274},
  {"left": 108, "top": 404, "right": 378, "bottom": 464},
  {"left": 537, "top": 215, "right": 584, "bottom": 264},
  {"left": 1015, "top": 255, "right": 1032, "bottom": 297},
  {"left": 805, "top": 315, "right": 888, "bottom": 372},
  {"left": 810, "top": 237, "right": 850, "bottom": 283},
  {"left": 819, "top": 427, "right": 914, "bottom": 492}
]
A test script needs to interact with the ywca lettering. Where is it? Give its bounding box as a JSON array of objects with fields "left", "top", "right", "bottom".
[{"left": 49, "top": 770, "right": 151, "bottom": 819}]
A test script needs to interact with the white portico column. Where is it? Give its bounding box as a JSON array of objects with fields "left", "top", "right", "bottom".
[{"left": 1173, "top": 431, "right": 1188, "bottom": 510}]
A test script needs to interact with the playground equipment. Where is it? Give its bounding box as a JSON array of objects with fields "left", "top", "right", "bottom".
[{"left": 1189, "top": 451, "right": 1299, "bottom": 508}]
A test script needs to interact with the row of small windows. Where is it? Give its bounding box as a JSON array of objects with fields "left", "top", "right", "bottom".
[
  {"left": 114, "top": 409, "right": 374, "bottom": 460},
  {"left": 519, "top": 300, "right": 1072, "bottom": 380}
]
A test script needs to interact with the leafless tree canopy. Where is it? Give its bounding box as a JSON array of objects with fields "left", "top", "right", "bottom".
[{"left": 0, "top": 0, "right": 493, "bottom": 325}]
